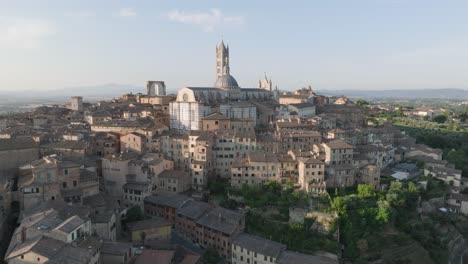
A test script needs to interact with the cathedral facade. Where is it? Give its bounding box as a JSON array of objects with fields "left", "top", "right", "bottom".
[{"left": 170, "top": 42, "right": 277, "bottom": 132}]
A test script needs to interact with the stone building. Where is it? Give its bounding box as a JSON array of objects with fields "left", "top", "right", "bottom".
[
  {"left": 144, "top": 192, "right": 191, "bottom": 223},
  {"left": 0, "top": 138, "right": 39, "bottom": 181},
  {"left": 278, "top": 130, "right": 322, "bottom": 152},
  {"left": 189, "top": 132, "right": 214, "bottom": 191},
  {"left": 175, "top": 200, "right": 213, "bottom": 243},
  {"left": 127, "top": 218, "right": 172, "bottom": 243},
  {"left": 201, "top": 112, "right": 231, "bottom": 131},
  {"left": 170, "top": 41, "right": 275, "bottom": 132},
  {"left": 232, "top": 233, "right": 286, "bottom": 264},
  {"left": 120, "top": 132, "right": 146, "bottom": 154},
  {"left": 156, "top": 170, "right": 191, "bottom": 193},
  {"left": 194, "top": 206, "right": 245, "bottom": 259},
  {"left": 123, "top": 182, "right": 152, "bottom": 209},
  {"left": 91, "top": 132, "right": 120, "bottom": 157},
  {"left": 5, "top": 203, "right": 102, "bottom": 264},
  {"left": 297, "top": 158, "right": 326, "bottom": 194},
  {"left": 71, "top": 96, "right": 83, "bottom": 111},
  {"left": 146, "top": 81, "right": 166, "bottom": 96},
  {"left": 322, "top": 140, "right": 355, "bottom": 188},
  {"left": 231, "top": 152, "right": 280, "bottom": 188},
  {"left": 18, "top": 156, "right": 99, "bottom": 211}
]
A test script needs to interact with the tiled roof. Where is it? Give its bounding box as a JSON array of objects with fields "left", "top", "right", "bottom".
[
  {"left": 0, "top": 137, "right": 38, "bottom": 151},
  {"left": 176, "top": 200, "right": 213, "bottom": 220},
  {"left": 144, "top": 192, "right": 191, "bottom": 209},
  {"left": 324, "top": 139, "right": 352, "bottom": 149},
  {"left": 277, "top": 251, "right": 338, "bottom": 264},
  {"left": 232, "top": 233, "right": 286, "bottom": 258},
  {"left": 127, "top": 218, "right": 171, "bottom": 232},
  {"left": 195, "top": 206, "right": 243, "bottom": 235},
  {"left": 101, "top": 241, "right": 131, "bottom": 256}
]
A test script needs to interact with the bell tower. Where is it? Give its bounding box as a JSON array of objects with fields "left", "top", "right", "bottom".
[{"left": 216, "top": 41, "right": 230, "bottom": 79}]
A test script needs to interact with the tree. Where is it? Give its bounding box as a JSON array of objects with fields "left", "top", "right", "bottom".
[
  {"left": 376, "top": 200, "right": 390, "bottom": 224},
  {"left": 408, "top": 182, "right": 418, "bottom": 193},
  {"left": 357, "top": 184, "right": 375, "bottom": 199},
  {"left": 203, "top": 247, "right": 220, "bottom": 264},
  {"left": 433, "top": 115, "right": 447, "bottom": 123},
  {"left": 124, "top": 206, "right": 143, "bottom": 224},
  {"left": 355, "top": 99, "right": 369, "bottom": 107}
]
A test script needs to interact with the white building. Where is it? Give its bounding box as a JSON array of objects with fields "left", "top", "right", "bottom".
[{"left": 170, "top": 41, "right": 274, "bottom": 132}]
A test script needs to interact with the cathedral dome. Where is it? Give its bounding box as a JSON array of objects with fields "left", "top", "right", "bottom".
[{"left": 214, "top": 74, "right": 239, "bottom": 89}]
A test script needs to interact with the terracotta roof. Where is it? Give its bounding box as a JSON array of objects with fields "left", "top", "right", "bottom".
[
  {"left": 135, "top": 249, "right": 175, "bottom": 264},
  {"left": 324, "top": 139, "right": 352, "bottom": 149},
  {"left": 127, "top": 218, "right": 171, "bottom": 232},
  {"left": 0, "top": 137, "right": 38, "bottom": 151}
]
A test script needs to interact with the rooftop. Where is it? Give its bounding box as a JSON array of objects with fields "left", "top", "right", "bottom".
[
  {"left": 277, "top": 250, "right": 338, "bottom": 264},
  {"left": 101, "top": 241, "right": 131, "bottom": 256},
  {"left": 135, "top": 249, "right": 175, "bottom": 264},
  {"left": 144, "top": 192, "right": 191, "bottom": 209},
  {"left": 176, "top": 200, "right": 213, "bottom": 220},
  {"left": 127, "top": 218, "right": 172, "bottom": 232},
  {"left": 0, "top": 137, "right": 38, "bottom": 151},
  {"left": 324, "top": 139, "right": 353, "bottom": 149},
  {"left": 159, "top": 170, "right": 190, "bottom": 180},
  {"left": 196, "top": 206, "right": 243, "bottom": 235},
  {"left": 232, "top": 233, "right": 286, "bottom": 258}
]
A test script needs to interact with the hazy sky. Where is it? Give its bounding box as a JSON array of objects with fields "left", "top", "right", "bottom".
[{"left": 1, "top": 0, "right": 468, "bottom": 92}]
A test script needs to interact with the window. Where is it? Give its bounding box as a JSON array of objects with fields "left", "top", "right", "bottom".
[
  {"left": 63, "top": 182, "right": 67, "bottom": 188},
  {"left": 64, "top": 169, "right": 68, "bottom": 175}
]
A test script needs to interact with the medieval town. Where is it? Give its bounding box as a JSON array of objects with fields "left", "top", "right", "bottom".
[{"left": 0, "top": 42, "right": 464, "bottom": 264}]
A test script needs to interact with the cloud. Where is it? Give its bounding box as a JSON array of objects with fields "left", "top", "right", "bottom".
[
  {"left": 166, "top": 8, "right": 245, "bottom": 32},
  {"left": 0, "top": 16, "right": 55, "bottom": 49},
  {"left": 66, "top": 11, "right": 96, "bottom": 18},
  {"left": 119, "top": 7, "right": 137, "bottom": 17}
]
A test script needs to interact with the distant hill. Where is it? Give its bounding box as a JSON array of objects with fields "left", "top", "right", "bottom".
[
  {"left": 0, "top": 84, "right": 146, "bottom": 102},
  {"left": 317, "top": 88, "right": 468, "bottom": 100}
]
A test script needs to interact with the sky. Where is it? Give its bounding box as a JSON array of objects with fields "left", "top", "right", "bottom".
[{"left": 1, "top": 0, "right": 468, "bottom": 92}]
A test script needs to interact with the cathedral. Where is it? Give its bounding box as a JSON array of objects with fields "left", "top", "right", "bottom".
[{"left": 170, "top": 41, "right": 277, "bottom": 132}]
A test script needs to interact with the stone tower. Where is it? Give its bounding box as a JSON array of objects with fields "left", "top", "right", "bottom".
[
  {"left": 216, "top": 41, "right": 230, "bottom": 79},
  {"left": 71, "top": 96, "right": 83, "bottom": 111}
]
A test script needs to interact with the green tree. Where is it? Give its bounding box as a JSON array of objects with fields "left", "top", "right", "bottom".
[
  {"left": 386, "top": 182, "right": 405, "bottom": 207},
  {"left": 408, "top": 182, "right": 418, "bottom": 193},
  {"left": 433, "top": 115, "right": 447, "bottom": 123},
  {"left": 355, "top": 99, "right": 369, "bottom": 107},
  {"left": 376, "top": 200, "right": 390, "bottom": 224},
  {"left": 124, "top": 206, "right": 143, "bottom": 224},
  {"left": 203, "top": 247, "right": 220, "bottom": 264},
  {"left": 357, "top": 184, "right": 375, "bottom": 199}
]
